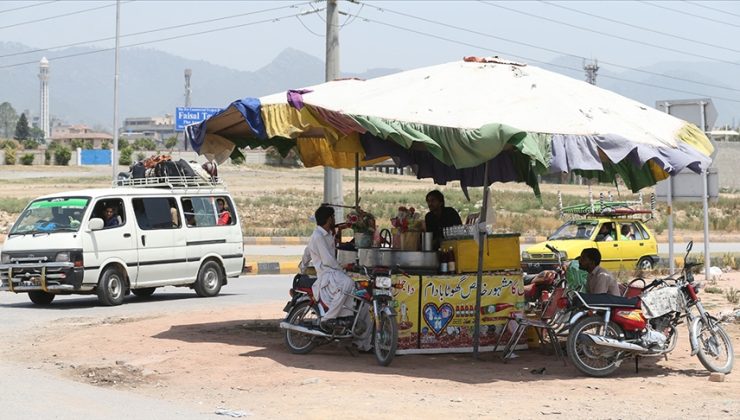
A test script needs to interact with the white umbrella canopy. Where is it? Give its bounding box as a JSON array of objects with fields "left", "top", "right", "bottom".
[{"left": 188, "top": 56, "right": 713, "bottom": 191}]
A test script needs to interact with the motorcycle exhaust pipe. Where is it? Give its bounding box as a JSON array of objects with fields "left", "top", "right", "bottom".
[
  {"left": 581, "top": 333, "right": 649, "bottom": 353},
  {"left": 279, "top": 322, "right": 353, "bottom": 339}
]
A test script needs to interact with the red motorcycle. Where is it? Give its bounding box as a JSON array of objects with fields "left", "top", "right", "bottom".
[{"left": 566, "top": 241, "right": 734, "bottom": 377}]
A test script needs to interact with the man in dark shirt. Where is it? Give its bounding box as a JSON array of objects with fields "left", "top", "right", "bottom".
[{"left": 424, "top": 190, "right": 462, "bottom": 249}]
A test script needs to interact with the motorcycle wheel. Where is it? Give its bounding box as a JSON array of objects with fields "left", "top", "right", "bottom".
[
  {"left": 694, "top": 317, "right": 734, "bottom": 374},
  {"left": 374, "top": 311, "right": 398, "bottom": 367},
  {"left": 567, "top": 316, "right": 624, "bottom": 377},
  {"left": 284, "top": 301, "right": 319, "bottom": 354}
]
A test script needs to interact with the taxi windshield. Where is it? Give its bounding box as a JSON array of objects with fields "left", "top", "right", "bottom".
[
  {"left": 548, "top": 220, "right": 598, "bottom": 240},
  {"left": 9, "top": 197, "right": 90, "bottom": 235}
]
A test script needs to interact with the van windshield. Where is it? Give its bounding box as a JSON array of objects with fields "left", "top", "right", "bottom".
[
  {"left": 10, "top": 197, "right": 90, "bottom": 235},
  {"left": 548, "top": 220, "right": 598, "bottom": 240}
]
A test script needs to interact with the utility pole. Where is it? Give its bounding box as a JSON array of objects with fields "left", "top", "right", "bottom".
[
  {"left": 584, "top": 59, "right": 599, "bottom": 85},
  {"left": 183, "top": 69, "right": 192, "bottom": 151},
  {"left": 111, "top": 0, "right": 121, "bottom": 179},
  {"left": 324, "top": 0, "right": 344, "bottom": 220}
]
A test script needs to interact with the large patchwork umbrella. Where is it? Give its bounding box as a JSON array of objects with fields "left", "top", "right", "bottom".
[{"left": 187, "top": 56, "right": 714, "bottom": 355}]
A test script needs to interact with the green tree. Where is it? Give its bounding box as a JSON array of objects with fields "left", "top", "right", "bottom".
[
  {"left": 54, "top": 146, "right": 72, "bottom": 166},
  {"left": 22, "top": 139, "right": 39, "bottom": 150},
  {"left": 101, "top": 140, "right": 111, "bottom": 150},
  {"left": 29, "top": 127, "right": 45, "bottom": 143},
  {"left": 83, "top": 140, "right": 94, "bottom": 150},
  {"left": 70, "top": 139, "right": 85, "bottom": 149},
  {"left": 119, "top": 146, "right": 133, "bottom": 166},
  {"left": 133, "top": 137, "right": 157, "bottom": 151},
  {"left": 118, "top": 137, "right": 129, "bottom": 150},
  {"left": 14, "top": 113, "right": 30, "bottom": 141},
  {"left": 0, "top": 102, "right": 18, "bottom": 139},
  {"left": 164, "top": 135, "right": 178, "bottom": 151}
]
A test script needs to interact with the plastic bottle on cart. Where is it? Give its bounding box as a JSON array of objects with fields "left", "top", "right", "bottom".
[
  {"left": 447, "top": 247, "right": 456, "bottom": 273},
  {"left": 439, "top": 248, "right": 448, "bottom": 274}
]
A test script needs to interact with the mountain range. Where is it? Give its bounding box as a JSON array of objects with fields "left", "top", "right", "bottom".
[{"left": 0, "top": 41, "right": 738, "bottom": 130}]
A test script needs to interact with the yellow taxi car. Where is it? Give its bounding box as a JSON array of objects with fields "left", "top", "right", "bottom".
[{"left": 521, "top": 217, "right": 659, "bottom": 274}]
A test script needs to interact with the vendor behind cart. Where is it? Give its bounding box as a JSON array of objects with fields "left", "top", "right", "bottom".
[{"left": 424, "top": 190, "right": 462, "bottom": 249}]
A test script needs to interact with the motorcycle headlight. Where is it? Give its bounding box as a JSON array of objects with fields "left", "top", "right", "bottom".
[
  {"left": 0, "top": 253, "right": 9, "bottom": 264},
  {"left": 55, "top": 252, "right": 70, "bottom": 262},
  {"left": 375, "top": 276, "right": 392, "bottom": 288},
  {"left": 521, "top": 251, "right": 531, "bottom": 260}
]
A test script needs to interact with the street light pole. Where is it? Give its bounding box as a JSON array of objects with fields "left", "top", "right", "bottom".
[
  {"left": 324, "top": 0, "right": 343, "bottom": 220},
  {"left": 111, "top": 0, "right": 121, "bottom": 180}
]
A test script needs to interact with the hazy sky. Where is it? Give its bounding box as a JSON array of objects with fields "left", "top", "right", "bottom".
[{"left": 2, "top": 1, "right": 740, "bottom": 94}]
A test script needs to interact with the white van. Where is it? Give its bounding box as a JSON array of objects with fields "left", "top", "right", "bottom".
[{"left": 0, "top": 176, "right": 244, "bottom": 306}]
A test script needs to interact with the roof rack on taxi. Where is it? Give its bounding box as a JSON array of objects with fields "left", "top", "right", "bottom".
[
  {"left": 113, "top": 176, "right": 224, "bottom": 189},
  {"left": 557, "top": 187, "right": 655, "bottom": 221}
]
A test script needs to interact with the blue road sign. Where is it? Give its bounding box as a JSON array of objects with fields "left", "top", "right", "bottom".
[{"left": 175, "top": 107, "right": 221, "bottom": 131}]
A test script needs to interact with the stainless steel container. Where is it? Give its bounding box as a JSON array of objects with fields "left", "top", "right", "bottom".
[
  {"left": 336, "top": 249, "right": 358, "bottom": 266},
  {"left": 358, "top": 248, "right": 439, "bottom": 270},
  {"left": 422, "top": 232, "right": 434, "bottom": 251}
]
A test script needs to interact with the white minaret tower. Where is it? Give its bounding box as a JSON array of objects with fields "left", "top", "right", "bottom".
[{"left": 38, "top": 57, "right": 50, "bottom": 139}]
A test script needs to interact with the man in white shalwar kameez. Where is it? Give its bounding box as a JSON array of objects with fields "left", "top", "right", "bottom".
[{"left": 300, "top": 206, "right": 372, "bottom": 351}]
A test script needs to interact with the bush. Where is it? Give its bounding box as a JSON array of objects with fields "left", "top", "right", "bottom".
[
  {"left": 4, "top": 148, "right": 16, "bottom": 165},
  {"left": 119, "top": 146, "right": 133, "bottom": 166},
  {"left": 136, "top": 152, "right": 146, "bottom": 162},
  {"left": 20, "top": 153, "right": 34, "bottom": 165},
  {"left": 725, "top": 288, "right": 740, "bottom": 305},
  {"left": 44, "top": 149, "right": 50, "bottom": 165},
  {"left": 54, "top": 146, "right": 72, "bottom": 165}
]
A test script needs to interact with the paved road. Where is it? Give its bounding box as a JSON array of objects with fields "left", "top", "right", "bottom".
[{"left": 0, "top": 274, "right": 292, "bottom": 419}]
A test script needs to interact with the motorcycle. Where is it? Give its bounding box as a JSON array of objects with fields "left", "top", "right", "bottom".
[
  {"left": 566, "top": 241, "right": 734, "bottom": 377},
  {"left": 280, "top": 266, "right": 400, "bottom": 366}
]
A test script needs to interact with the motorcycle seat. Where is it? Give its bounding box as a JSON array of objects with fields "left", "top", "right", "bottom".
[
  {"left": 293, "top": 274, "right": 317, "bottom": 289},
  {"left": 579, "top": 293, "right": 640, "bottom": 308}
]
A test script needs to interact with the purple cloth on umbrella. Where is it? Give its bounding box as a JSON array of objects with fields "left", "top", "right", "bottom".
[{"left": 286, "top": 89, "right": 313, "bottom": 110}]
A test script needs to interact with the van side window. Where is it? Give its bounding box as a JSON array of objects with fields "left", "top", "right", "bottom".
[
  {"left": 181, "top": 196, "right": 235, "bottom": 228},
  {"left": 92, "top": 198, "right": 125, "bottom": 229},
  {"left": 133, "top": 197, "right": 180, "bottom": 230}
]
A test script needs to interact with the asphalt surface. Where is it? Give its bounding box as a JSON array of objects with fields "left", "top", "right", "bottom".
[{"left": 0, "top": 274, "right": 292, "bottom": 419}]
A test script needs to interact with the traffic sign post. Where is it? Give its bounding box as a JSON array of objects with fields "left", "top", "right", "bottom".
[{"left": 175, "top": 107, "right": 222, "bottom": 131}]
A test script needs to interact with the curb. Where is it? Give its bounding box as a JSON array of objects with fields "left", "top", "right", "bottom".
[{"left": 243, "top": 260, "right": 300, "bottom": 275}]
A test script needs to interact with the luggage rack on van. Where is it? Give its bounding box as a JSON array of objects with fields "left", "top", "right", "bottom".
[{"left": 113, "top": 176, "right": 225, "bottom": 190}]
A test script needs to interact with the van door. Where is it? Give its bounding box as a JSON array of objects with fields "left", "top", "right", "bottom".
[
  {"left": 181, "top": 195, "right": 243, "bottom": 276},
  {"left": 131, "top": 197, "right": 188, "bottom": 286},
  {"left": 82, "top": 197, "right": 138, "bottom": 285}
]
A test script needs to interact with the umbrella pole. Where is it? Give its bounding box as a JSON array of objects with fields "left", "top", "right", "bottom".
[
  {"left": 473, "top": 161, "right": 490, "bottom": 358},
  {"left": 354, "top": 153, "right": 360, "bottom": 208}
]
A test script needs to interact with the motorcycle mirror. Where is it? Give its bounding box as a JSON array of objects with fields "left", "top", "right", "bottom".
[{"left": 686, "top": 241, "right": 693, "bottom": 254}]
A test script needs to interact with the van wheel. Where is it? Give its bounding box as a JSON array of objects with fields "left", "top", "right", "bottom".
[
  {"left": 98, "top": 267, "right": 126, "bottom": 306},
  {"left": 28, "top": 291, "right": 55, "bottom": 305},
  {"left": 637, "top": 257, "right": 654, "bottom": 271},
  {"left": 131, "top": 287, "right": 156, "bottom": 297},
  {"left": 194, "top": 261, "right": 223, "bottom": 297}
]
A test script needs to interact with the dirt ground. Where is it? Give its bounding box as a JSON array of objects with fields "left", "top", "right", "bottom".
[{"left": 4, "top": 274, "right": 739, "bottom": 419}]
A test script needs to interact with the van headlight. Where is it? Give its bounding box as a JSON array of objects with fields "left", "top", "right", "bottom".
[
  {"left": 55, "top": 252, "right": 71, "bottom": 262},
  {"left": 0, "top": 253, "right": 9, "bottom": 264},
  {"left": 375, "top": 276, "right": 392, "bottom": 288},
  {"left": 521, "top": 251, "right": 531, "bottom": 260}
]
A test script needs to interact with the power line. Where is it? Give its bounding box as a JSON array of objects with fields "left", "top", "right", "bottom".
[
  {"left": 480, "top": 1, "right": 740, "bottom": 68},
  {"left": 640, "top": 1, "right": 740, "bottom": 29},
  {"left": 0, "top": 2, "right": 126, "bottom": 31},
  {"left": 542, "top": 0, "right": 740, "bottom": 55},
  {"left": 0, "top": 0, "right": 57, "bottom": 15},
  {"left": 0, "top": 2, "right": 313, "bottom": 59},
  {"left": 0, "top": 11, "right": 316, "bottom": 69},
  {"left": 684, "top": 1, "right": 740, "bottom": 19},
  {"left": 358, "top": 2, "right": 740, "bottom": 94},
  {"left": 340, "top": 10, "right": 740, "bottom": 103}
]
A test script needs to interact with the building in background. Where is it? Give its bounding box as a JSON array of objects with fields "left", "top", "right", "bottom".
[
  {"left": 38, "top": 57, "right": 50, "bottom": 139},
  {"left": 120, "top": 115, "right": 176, "bottom": 144},
  {"left": 50, "top": 124, "right": 112, "bottom": 149}
]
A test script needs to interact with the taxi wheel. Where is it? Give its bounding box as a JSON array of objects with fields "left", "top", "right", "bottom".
[{"left": 637, "top": 257, "right": 654, "bottom": 271}]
